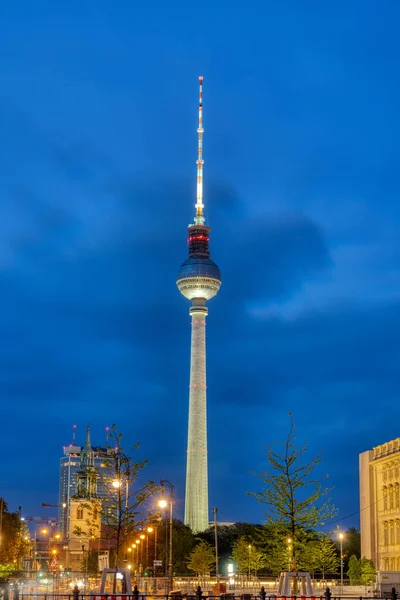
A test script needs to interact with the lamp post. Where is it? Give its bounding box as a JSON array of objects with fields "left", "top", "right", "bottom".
[
  {"left": 287, "top": 538, "right": 292, "bottom": 572},
  {"left": 139, "top": 534, "right": 145, "bottom": 573},
  {"left": 339, "top": 532, "right": 344, "bottom": 595},
  {"left": 247, "top": 544, "right": 252, "bottom": 582},
  {"left": 159, "top": 480, "right": 174, "bottom": 592},
  {"left": 146, "top": 527, "right": 154, "bottom": 572}
]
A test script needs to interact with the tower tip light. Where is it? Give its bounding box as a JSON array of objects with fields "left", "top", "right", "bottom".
[{"left": 195, "top": 76, "right": 205, "bottom": 225}]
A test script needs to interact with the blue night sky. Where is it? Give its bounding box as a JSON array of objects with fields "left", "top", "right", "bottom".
[{"left": 1, "top": 1, "right": 400, "bottom": 529}]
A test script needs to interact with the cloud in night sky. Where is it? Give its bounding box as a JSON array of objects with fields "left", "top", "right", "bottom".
[{"left": 0, "top": 1, "right": 399, "bottom": 527}]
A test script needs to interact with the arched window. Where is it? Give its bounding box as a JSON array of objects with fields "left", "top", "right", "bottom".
[
  {"left": 77, "top": 507, "right": 84, "bottom": 520},
  {"left": 384, "top": 522, "right": 389, "bottom": 545},
  {"left": 396, "top": 521, "right": 400, "bottom": 545},
  {"left": 384, "top": 486, "right": 388, "bottom": 511},
  {"left": 390, "top": 521, "right": 395, "bottom": 544},
  {"left": 390, "top": 485, "right": 395, "bottom": 509},
  {"left": 395, "top": 484, "right": 400, "bottom": 510}
]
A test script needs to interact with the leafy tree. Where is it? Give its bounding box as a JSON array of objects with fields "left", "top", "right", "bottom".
[
  {"left": 342, "top": 528, "right": 360, "bottom": 571},
  {"left": 360, "top": 557, "right": 376, "bottom": 584},
  {"left": 79, "top": 425, "right": 159, "bottom": 571},
  {"left": 156, "top": 519, "right": 195, "bottom": 575},
  {"left": 0, "top": 500, "right": 30, "bottom": 575},
  {"left": 231, "top": 537, "right": 266, "bottom": 575},
  {"left": 249, "top": 414, "right": 336, "bottom": 575},
  {"left": 187, "top": 540, "right": 215, "bottom": 577},
  {"left": 198, "top": 523, "right": 263, "bottom": 565},
  {"left": 347, "top": 555, "right": 361, "bottom": 584},
  {"left": 257, "top": 523, "right": 290, "bottom": 575},
  {"left": 313, "top": 535, "right": 340, "bottom": 578}
]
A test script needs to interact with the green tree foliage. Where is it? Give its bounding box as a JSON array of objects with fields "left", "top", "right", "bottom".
[
  {"left": 360, "top": 557, "right": 376, "bottom": 584},
  {"left": 257, "top": 523, "right": 291, "bottom": 575},
  {"left": 342, "top": 527, "right": 361, "bottom": 571},
  {"left": 198, "top": 523, "right": 263, "bottom": 563},
  {"left": 250, "top": 414, "right": 336, "bottom": 572},
  {"left": 231, "top": 537, "right": 266, "bottom": 575},
  {"left": 80, "top": 425, "right": 159, "bottom": 569},
  {"left": 0, "top": 499, "right": 31, "bottom": 575},
  {"left": 155, "top": 519, "right": 195, "bottom": 575},
  {"left": 313, "top": 535, "right": 340, "bottom": 578},
  {"left": 187, "top": 540, "right": 215, "bottom": 577},
  {"left": 347, "top": 555, "right": 361, "bottom": 584}
]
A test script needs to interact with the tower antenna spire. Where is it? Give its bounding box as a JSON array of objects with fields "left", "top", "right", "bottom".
[{"left": 194, "top": 75, "right": 205, "bottom": 225}]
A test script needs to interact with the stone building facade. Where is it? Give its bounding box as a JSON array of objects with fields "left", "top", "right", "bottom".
[{"left": 360, "top": 437, "right": 400, "bottom": 570}]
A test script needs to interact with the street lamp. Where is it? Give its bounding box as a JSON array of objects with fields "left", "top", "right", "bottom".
[
  {"left": 339, "top": 532, "right": 344, "bottom": 594},
  {"left": 248, "top": 544, "right": 252, "bottom": 581},
  {"left": 159, "top": 480, "right": 174, "bottom": 592}
]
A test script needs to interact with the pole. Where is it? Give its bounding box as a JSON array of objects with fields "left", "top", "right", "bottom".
[
  {"left": 63, "top": 495, "right": 68, "bottom": 540},
  {"left": 168, "top": 489, "right": 173, "bottom": 592},
  {"left": 17, "top": 506, "right": 22, "bottom": 571},
  {"left": 0, "top": 498, "right": 3, "bottom": 551},
  {"left": 340, "top": 536, "right": 343, "bottom": 594},
  {"left": 34, "top": 532, "right": 37, "bottom": 579},
  {"left": 154, "top": 526, "right": 158, "bottom": 561},
  {"left": 213, "top": 507, "right": 220, "bottom": 596}
]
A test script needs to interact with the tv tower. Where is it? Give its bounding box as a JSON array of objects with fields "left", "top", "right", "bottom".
[{"left": 177, "top": 77, "right": 222, "bottom": 532}]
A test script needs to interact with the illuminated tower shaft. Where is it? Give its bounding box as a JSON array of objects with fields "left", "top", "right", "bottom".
[
  {"left": 185, "top": 301, "right": 208, "bottom": 531},
  {"left": 177, "top": 77, "right": 221, "bottom": 532}
]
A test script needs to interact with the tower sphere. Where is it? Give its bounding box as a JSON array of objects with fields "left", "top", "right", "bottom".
[{"left": 177, "top": 257, "right": 221, "bottom": 301}]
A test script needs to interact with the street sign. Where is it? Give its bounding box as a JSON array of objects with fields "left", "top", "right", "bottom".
[{"left": 153, "top": 560, "right": 162, "bottom": 567}]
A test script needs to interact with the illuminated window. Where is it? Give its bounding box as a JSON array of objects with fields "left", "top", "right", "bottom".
[
  {"left": 390, "top": 521, "right": 395, "bottom": 544},
  {"left": 384, "top": 523, "right": 389, "bottom": 545},
  {"left": 77, "top": 508, "right": 84, "bottom": 520}
]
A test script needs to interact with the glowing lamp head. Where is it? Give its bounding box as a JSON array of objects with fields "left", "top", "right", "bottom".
[
  {"left": 158, "top": 499, "right": 168, "bottom": 509},
  {"left": 112, "top": 480, "right": 121, "bottom": 489}
]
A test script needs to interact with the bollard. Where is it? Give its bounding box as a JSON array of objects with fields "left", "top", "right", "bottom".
[
  {"left": 196, "top": 586, "right": 203, "bottom": 600},
  {"left": 392, "top": 588, "right": 398, "bottom": 600},
  {"left": 73, "top": 584, "right": 80, "bottom": 600},
  {"left": 260, "top": 587, "right": 266, "bottom": 600},
  {"left": 324, "top": 588, "right": 331, "bottom": 600},
  {"left": 133, "top": 584, "right": 140, "bottom": 600}
]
